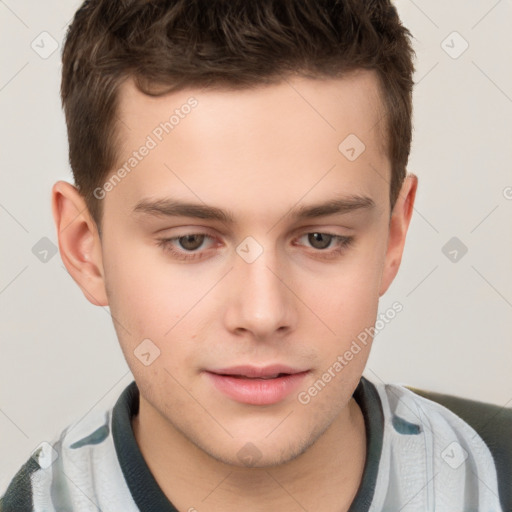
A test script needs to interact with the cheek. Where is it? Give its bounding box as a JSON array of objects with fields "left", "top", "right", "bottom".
[
  {"left": 301, "top": 232, "right": 387, "bottom": 383},
  {"left": 103, "top": 235, "right": 184, "bottom": 327},
  {"left": 102, "top": 235, "right": 209, "bottom": 375},
  {"left": 315, "top": 240, "right": 385, "bottom": 327},
  {"left": 102, "top": 241, "right": 170, "bottom": 367}
]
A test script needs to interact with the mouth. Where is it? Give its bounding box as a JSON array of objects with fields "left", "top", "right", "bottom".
[
  {"left": 205, "top": 365, "right": 310, "bottom": 405},
  {"left": 208, "top": 364, "right": 307, "bottom": 378},
  {"left": 216, "top": 373, "right": 291, "bottom": 380}
]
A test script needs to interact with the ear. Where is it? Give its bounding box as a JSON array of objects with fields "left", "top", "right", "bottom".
[
  {"left": 379, "top": 173, "right": 418, "bottom": 296},
  {"left": 51, "top": 181, "right": 108, "bottom": 306}
]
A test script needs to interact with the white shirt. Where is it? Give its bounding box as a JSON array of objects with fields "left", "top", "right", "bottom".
[{"left": 0, "top": 376, "right": 505, "bottom": 511}]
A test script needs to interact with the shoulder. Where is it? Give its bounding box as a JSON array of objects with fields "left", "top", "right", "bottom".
[
  {"left": 405, "top": 385, "right": 512, "bottom": 448},
  {"left": 0, "top": 404, "right": 133, "bottom": 511},
  {"left": 372, "top": 379, "right": 511, "bottom": 511},
  {"left": 405, "top": 384, "right": 512, "bottom": 510}
]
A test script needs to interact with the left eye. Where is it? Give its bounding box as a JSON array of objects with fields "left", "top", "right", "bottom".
[{"left": 298, "top": 232, "right": 343, "bottom": 250}]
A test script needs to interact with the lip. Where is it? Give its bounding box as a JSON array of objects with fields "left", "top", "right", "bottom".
[
  {"left": 205, "top": 365, "right": 310, "bottom": 405},
  {"left": 210, "top": 364, "right": 307, "bottom": 378}
]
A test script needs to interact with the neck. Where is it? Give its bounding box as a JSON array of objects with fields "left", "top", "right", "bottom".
[{"left": 132, "top": 396, "right": 367, "bottom": 512}]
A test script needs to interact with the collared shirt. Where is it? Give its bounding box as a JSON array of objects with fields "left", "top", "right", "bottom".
[{"left": 0, "top": 376, "right": 505, "bottom": 511}]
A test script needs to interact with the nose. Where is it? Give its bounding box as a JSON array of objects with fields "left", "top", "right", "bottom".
[{"left": 223, "top": 238, "right": 298, "bottom": 340}]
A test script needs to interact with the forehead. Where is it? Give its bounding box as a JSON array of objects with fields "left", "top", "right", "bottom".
[
  {"left": 107, "top": 71, "right": 390, "bottom": 223},
  {"left": 116, "top": 70, "right": 387, "bottom": 149}
]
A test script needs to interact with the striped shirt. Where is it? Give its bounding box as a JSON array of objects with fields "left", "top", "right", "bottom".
[{"left": 0, "top": 376, "right": 507, "bottom": 511}]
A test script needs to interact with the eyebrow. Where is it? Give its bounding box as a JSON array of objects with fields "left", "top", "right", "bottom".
[{"left": 132, "top": 195, "right": 375, "bottom": 224}]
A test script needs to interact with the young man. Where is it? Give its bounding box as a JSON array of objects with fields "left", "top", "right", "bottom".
[{"left": 1, "top": 1, "right": 510, "bottom": 511}]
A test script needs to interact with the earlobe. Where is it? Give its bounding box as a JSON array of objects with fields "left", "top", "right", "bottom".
[
  {"left": 51, "top": 181, "right": 108, "bottom": 306},
  {"left": 378, "top": 173, "right": 418, "bottom": 297}
]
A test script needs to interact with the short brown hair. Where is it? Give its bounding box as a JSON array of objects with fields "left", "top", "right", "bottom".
[{"left": 61, "top": 0, "right": 416, "bottom": 228}]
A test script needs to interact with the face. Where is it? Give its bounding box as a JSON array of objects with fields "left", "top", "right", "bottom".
[{"left": 57, "top": 70, "right": 415, "bottom": 468}]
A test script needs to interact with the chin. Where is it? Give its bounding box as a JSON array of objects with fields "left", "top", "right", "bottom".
[{"left": 199, "top": 431, "right": 315, "bottom": 470}]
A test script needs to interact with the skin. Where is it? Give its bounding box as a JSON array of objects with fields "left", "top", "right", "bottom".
[{"left": 52, "top": 69, "right": 417, "bottom": 512}]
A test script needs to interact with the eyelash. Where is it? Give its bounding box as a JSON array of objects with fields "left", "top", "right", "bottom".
[{"left": 156, "top": 232, "right": 354, "bottom": 262}]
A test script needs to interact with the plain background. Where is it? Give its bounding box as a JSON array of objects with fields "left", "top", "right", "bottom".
[{"left": 1, "top": 0, "right": 511, "bottom": 490}]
